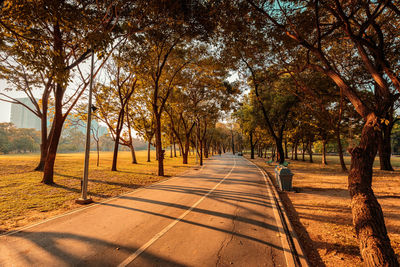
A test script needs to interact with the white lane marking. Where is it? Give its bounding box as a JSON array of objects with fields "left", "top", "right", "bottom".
[
  {"left": 245, "top": 159, "right": 291, "bottom": 267},
  {"left": 117, "top": 156, "right": 237, "bottom": 267},
  {"left": 1, "top": 162, "right": 207, "bottom": 238}
]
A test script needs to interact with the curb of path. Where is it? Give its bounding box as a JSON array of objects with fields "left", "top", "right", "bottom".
[
  {"left": 246, "top": 158, "right": 310, "bottom": 267},
  {"left": 0, "top": 159, "right": 208, "bottom": 238}
]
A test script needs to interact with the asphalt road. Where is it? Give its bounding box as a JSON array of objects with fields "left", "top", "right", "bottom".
[{"left": 0, "top": 154, "right": 291, "bottom": 267}]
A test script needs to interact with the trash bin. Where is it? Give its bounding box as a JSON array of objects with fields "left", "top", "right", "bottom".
[{"left": 275, "top": 166, "right": 293, "bottom": 191}]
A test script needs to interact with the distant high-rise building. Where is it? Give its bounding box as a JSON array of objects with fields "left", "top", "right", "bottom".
[{"left": 10, "top": 98, "right": 41, "bottom": 130}]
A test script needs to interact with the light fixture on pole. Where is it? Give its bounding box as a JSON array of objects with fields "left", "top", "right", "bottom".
[{"left": 76, "top": 47, "right": 95, "bottom": 205}]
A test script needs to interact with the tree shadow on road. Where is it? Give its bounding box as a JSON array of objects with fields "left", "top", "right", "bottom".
[{"left": 6, "top": 231, "right": 186, "bottom": 266}]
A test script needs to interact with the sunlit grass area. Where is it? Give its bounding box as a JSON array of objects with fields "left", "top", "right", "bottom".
[
  {"left": 0, "top": 150, "right": 196, "bottom": 233},
  {"left": 249, "top": 154, "right": 400, "bottom": 267}
]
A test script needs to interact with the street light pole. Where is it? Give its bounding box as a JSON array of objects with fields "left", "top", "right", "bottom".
[{"left": 76, "top": 48, "right": 95, "bottom": 205}]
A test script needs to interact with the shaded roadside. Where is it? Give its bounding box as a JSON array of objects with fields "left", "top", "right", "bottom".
[{"left": 248, "top": 154, "right": 400, "bottom": 266}]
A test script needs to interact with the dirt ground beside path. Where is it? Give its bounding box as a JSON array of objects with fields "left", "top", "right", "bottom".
[{"left": 248, "top": 155, "right": 400, "bottom": 267}]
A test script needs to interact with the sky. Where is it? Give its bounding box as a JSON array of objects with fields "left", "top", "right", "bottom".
[
  {"left": 0, "top": 79, "right": 42, "bottom": 123},
  {"left": 1, "top": 79, "right": 13, "bottom": 123},
  {"left": 0, "top": 63, "right": 241, "bottom": 124}
]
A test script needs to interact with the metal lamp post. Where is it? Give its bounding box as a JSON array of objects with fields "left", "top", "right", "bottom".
[{"left": 76, "top": 48, "right": 95, "bottom": 205}]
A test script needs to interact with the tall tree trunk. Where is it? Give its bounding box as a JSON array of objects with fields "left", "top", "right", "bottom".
[
  {"left": 147, "top": 141, "right": 151, "bottom": 162},
  {"left": 378, "top": 124, "right": 394, "bottom": 171},
  {"left": 155, "top": 143, "right": 159, "bottom": 160},
  {"left": 182, "top": 135, "right": 190, "bottom": 164},
  {"left": 174, "top": 141, "right": 177, "bottom": 157},
  {"left": 250, "top": 131, "right": 255, "bottom": 159},
  {"left": 111, "top": 129, "right": 121, "bottom": 171},
  {"left": 302, "top": 140, "right": 306, "bottom": 161},
  {"left": 231, "top": 130, "right": 235, "bottom": 155},
  {"left": 96, "top": 140, "right": 100, "bottom": 167},
  {"left": 111, "top": 109, "right": 124, "bottom": 171},
  {"left": 204, "top": 142, "right": 209, "bottom": 159},
  {"left": 41, "top": 119, "right": 62, "bottom": 184},
  {"left": 155, "top": 114, "right": 164, "bottom": 176},
  {"left": 41, "top": 22, "right": 64, "bottom": 184},
  {"left": 291, "top": 143, "right": 294, "bottom": 160},
  {"left": 130, "top": 144, "right": 137, "bottom": 164},
  {"left": 294, "top": 140, "right": 298, "bottom": 160},
  {"left": 309, "top": 140, "right": 313, "bottom": 163},
  {"left": 275, "top": 137, "right": 285, "bottom": 164},
  {"left": 348, "top": 114, "right": 398, "bottom": 266},
  {"left": 322, "top": 139, "right": 328, "bottom": 165},
  {"left": 199, "top": 140, "right": 203, "bottom": 166},
  {"left": 336, "top": 128, "right": 347, "bottom": 172}
]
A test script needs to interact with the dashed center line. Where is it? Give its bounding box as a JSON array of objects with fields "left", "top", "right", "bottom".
[{"left": 117, "top": 157, "right": 237, "bottom": 267}]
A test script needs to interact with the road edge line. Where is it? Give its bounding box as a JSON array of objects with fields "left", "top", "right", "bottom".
[{"left": 245, "top": 157, "right": 309, "bottom": 267}]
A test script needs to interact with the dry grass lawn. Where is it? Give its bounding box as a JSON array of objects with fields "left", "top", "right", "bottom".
[
  {"left": 0, "top": 150, "right": 196, "bottom": 234},
  {"left": 249, "top": 154, "right": 400, "bottom": 267}
]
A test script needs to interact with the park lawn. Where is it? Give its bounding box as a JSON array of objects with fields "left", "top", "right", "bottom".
[
  {"left": 249, "top": 154, "right": 400, "bottom": 267},
  {"left": 0, "top": 150, "right": 196, "bottom": 233}
]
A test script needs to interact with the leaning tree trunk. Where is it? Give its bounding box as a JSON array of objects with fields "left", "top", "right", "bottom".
[
  {"left": 348, "top": 114, "right": 398, "bottom": 266},
  {"left": 41, "top": 118, "right": 63, "bottom": 185},
  {"left": 275, "top": 137, "right": 285, "bottom": 164},
  {"left": 35, "top": 98, "right": 49, "bottom": 171},
  {"left": 130, "top": 144, "right": 137, "bottom": 164},
  {"left": 336, "top": 128, "right": 347, "bottom": 172},
  {"left": 42, "top": 84, "right": 64, "bottom": 185},
  {"left": 378, "top": 124, "right": 394, "bottom": 171}
]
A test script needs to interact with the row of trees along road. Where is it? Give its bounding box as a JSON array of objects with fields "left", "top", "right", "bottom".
[
  {"left": 0, "top": 1, "right": 238, "bottom": 177},
  {"left": 1, "top": 0, "right": 400, "bottom": 265},
  {"left": 225, "top": 1, "right": 400, "bottom": 265}
]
